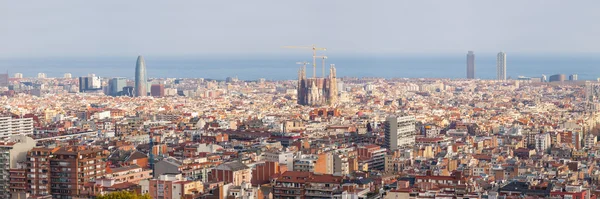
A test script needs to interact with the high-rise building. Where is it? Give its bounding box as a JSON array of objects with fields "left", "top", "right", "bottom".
[
  {"left": 23, "top": 147, "right": 59, "bottom": 197},
  {"left": 78, "top": 74, "right": 102, "bottom": 93},
  {"left": 13, "top": 73, "right": 23, "bottom": 79},
  {"left": 135, "top": 56, "right": 147, "bottom": 97},
  {"left": 297, "top": 64, "right": 338, "bottom": 106},
  {"left": 0, "top": 116, "right": 34, "bottom": 140},
  {"left": 37, "top": 73, "right": 46, "bottom": 79},
  {"left": 549, "top": 74, "right": 566, "bottom": 82},
  {"left": 497, "top": 52, "right": 507, "bottom": 81},
  {"left": 569, "top": 74, "right": 578, "bottom": 81},
  {"left": 541, "top": 74, "right": 547, "bottom": 82},
  {"left": 384, "top": 115, "right": 416, "bottom": 151},
  {"left": 63, "top": 73, "right": 72, "bottom": 79},
  {"left": 108, "top": 77, "right": 127, "bottom": 96},
  {"left": 0, "top": 135, "right": 36, "bottom": 198},
  {"left": 466, "top": 51, "right": 475, "bottom": 79},
  {"left": 151, "top": 84, "right": 165, "bottom": 97},
  {"left": 49, "top": 146, "right": 107, "bottom": 198}
]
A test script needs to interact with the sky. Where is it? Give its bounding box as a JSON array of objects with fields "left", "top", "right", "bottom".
[{"left": 1, "top": 0, "right": 600, "bottom": 58}]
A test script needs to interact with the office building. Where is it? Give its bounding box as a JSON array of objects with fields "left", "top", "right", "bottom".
[
  {"left": 79, "top": 74, "right": 102, "bottom": 93},
  {"left": 135, "top": 55, "right": 147, "bottom": 97},
  {"left": 569, "top": 74, "right": 578, "bottom": 81},
  {"left": 549, "top": 74, "right": 566, "bottom": 82},
  {"left": 497, "top": 52, "right": 506, "bottom": 81},
  {"left": 0, "top": 135, "right": 36, "bottom": 198},
  {"left": 466, "top": 51, "right": 475, "bottom": 79},
  {"left": 63, "top": 73, "right": 72, "bottom": 79},
  {"left": 13, "top": 73, "right": 23, "bottom": 79},
  {"left": 0, "top": 117, "right": 34, "bottom": 140},
  {"left": 37, "top": 73, "right": 46, "bottom": 79},
  {"left": 151, "top": 84, "right": 165, "bottom": 97},
  {"left": 108, "top": 77, "right": 127, "bottom": 96},
  {"left": 123, "top": 86, "right": 134, "bottom": 97},
  {"left": 50, "top": 146, "right": 107, "bottom": 198},
  {"left": 384, "top": 115, "right": 416, "bottom": 151}
]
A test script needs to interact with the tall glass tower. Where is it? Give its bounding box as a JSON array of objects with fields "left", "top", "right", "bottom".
[
  {"left": 135, "top": 55, "right": 147, "bottom": 97},
  {"left": 466, "top": 51, "right": 475, "bottom": 79},
  {"left": 497, "top": 52, "right": 506, "bottom": 81}
]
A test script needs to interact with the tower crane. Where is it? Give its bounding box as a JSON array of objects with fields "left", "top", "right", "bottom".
[{"left": 283, "top": 45, "right": 327, "bottom": 79}]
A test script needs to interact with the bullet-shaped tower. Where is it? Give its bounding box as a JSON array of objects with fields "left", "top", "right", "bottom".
[{"left": 135, "top": 56, "right": 147, "bottom": 97}]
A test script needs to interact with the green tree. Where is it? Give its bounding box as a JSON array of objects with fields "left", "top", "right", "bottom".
[{"left": 96, "top": 191, "right": 151, "bottom": 199}]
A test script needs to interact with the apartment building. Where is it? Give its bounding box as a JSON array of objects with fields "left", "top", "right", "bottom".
[
  {"left": 0, "top": 135, "right": 36, "bottom": 198},
  {"left": 27, "top": 147, "right": 60, "bottom": 196},
  {"left": 210, "top": 161, "right": 251, "bottom": 186},
  {"left": 292, "top": 153, "right": 333, "bottom": 174},
  {"left": 50, "top": 146, "right": 108, "bottom": 199},
  {"left": 0, "top": 117, "right": 34, "bottom": 140},
  {"left": 272, "top": 171, "right": 343, "bottom": 199}
]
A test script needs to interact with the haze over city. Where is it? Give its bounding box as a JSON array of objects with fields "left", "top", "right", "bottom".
[{"left": 2, "top": 0, "right": 600, "bottom": 57}]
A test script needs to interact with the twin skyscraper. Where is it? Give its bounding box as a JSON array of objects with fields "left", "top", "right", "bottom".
[{"left": 466, "top": 51, "right": 507, "bottom": 80}]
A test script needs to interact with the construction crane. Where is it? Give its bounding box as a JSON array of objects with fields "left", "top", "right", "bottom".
[
  {"left": 283, "top": 45, "right": 327, "bottom": 78},
  {"left": 314, "top": 56, "right": 328, "bottom": 78}
]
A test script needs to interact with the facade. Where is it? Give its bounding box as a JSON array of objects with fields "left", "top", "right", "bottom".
[
  {"left": 357, "top": 145, "right": 386, "bottom": 171},
  {"left": 0, "top": 116, "right": 34, "bottom": 140},
  {"left": 569, "top": 74, "right": 578, "bottom": 81},
  {"left": 78, "top": 74, "right": 102, "bottom": 93},
  {"left": 210, "top": 161, "right": 251, "bottom": 186},
  {"left": 145, "top": 173, "right": 203, "bottom": 199},
  {"left": 292, "top": 153, "right": 333, "bottom": 174},
  {"left": 535, "top": 133, "right": 551, "bottom": 153},
  {"left": 108, "top": 77, "right": 127, "bottom": 96},
  {"left": 251, "top": 161, "right": 284, "bottom": 186},
  {"left": 297, "top": 64, "right": 338, "bottom": 106},
  {"left": 466, "top": 51, "right": 475, "bottom": 79},
  {"left": 497, "top": 52, "right": 506, "bottom": 81},
  {"left": 25, "top": 147, "right": 59, "bottom": 197},
  {"left": 151, "top": 84, "right": 165, "bottom": 97},
  {"left": 50, "top": 146, "right": 108, "bottom": 199},
  {"left": 272, "top": 171, "right": 343, "bottom": 199},
  {"left": 384, "top": 115, "right": 416, "bottom": 151},
  {"left": 0, "top": 135, "right": 36, "bottom": 199},
  {"left": 549, "top": 74, "right": 566, "bottom": 82},
  {"left": 135, "top": 55, "right": 147, "bottom": 97}
]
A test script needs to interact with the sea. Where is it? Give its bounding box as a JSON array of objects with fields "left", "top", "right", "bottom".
[{"left": 0, "top": 53, "right": 598, "bottom": 81}]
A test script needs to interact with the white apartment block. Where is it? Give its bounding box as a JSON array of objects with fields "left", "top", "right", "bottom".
[{"left": 0, "top": 117, "right": 34, "bottom": 140}]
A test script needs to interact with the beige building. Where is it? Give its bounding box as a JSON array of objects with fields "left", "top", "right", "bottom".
[{"left": 0, "top": 135, "right": 36, "bottom": 198}]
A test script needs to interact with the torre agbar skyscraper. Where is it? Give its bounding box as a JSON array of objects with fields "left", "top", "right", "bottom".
[{"left": 135, "top": 55, "right": 147, "bottom": 97}]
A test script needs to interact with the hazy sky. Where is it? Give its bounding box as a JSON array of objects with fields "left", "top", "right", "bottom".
[{"left": 1, "top": 0, "right": 600, "bottom": 58}]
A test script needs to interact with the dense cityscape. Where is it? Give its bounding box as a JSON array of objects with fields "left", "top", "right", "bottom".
[{"left": 0, "top": 48, "right": 598, "bottom": 199}]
